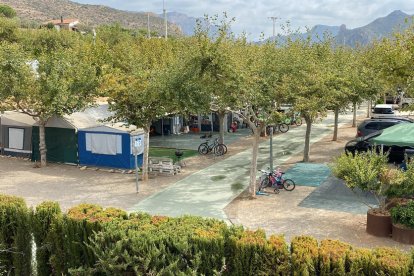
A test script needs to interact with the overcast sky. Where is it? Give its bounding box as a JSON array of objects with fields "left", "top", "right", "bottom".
[{"left": 73, "top": 0, "right": 414, "bottom": 40}]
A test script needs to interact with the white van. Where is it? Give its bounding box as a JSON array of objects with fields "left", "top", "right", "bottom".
[{"left": 372, "top": 104, "right": 395, "bottom": 118}]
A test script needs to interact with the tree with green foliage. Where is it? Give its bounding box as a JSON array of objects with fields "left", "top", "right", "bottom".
[
  {"left": 0, "top": 16, "right": 19, "bottom": 42},
  {"left": 0, "top": 42, "right": 99, "bottom": 167},
  {"left": 278, "top": 37, "right": 332, "bottom": 162},
  {"left": 104, "top": 37, "right": 181, "bottom": 181},
  {"left": 183, "top": 16, "right": 243, "bottom": 144},
  {"left": 372, "top": 27, "right": 414, "bottom": 111},
  {"left": 225, "top": 41, "right": 287, "bottom": 197},
  {"left": 0, "top": 5, "right": 16, "bottom": 18},
  {"left": 325, "top": 46, "right": 354, "bottom": 141}
]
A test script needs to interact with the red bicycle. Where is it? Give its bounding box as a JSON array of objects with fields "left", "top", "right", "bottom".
[{"left": 257, "top": 168, "right": 295, "bottom": 194}]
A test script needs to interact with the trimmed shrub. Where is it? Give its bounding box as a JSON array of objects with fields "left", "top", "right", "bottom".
[
  {"left": 226, "top": 229, "right": 289, "bottom": 275},
  {"left": 266, "top": 235, "right": 291, "bottom": 274},
  {"left": 0, "top": 194, "right": 32, "bottom": 276},
  {"left": 48, "top": 204, "right": 128, "bottom": 274},
  {"left": 291, "top": 236, "right": 319, "bottom": 276},
  {"left": 319, "top": 239, "right": 351, "bottom": 275},
  {"left": 32, "top": 201, "right": 61, "bottom": 276},
  {"left": 391, "top": 201, "right": 414, "bottom": 228},
  {"left": 79, "top": 214, "right": 226, "bottom": 275},
  {"left": 190, "top": 221, "right": 227, "bottom": 275},
  {"left": 371, "top": 247, "right": 410, "bottom": 275},
  {"left": 347, "top": 248, "right": 373, "bottom": 275}
]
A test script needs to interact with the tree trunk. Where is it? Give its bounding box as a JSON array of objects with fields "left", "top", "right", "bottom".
[
  {"left": 367, "top": 100, "right": 372, "bottom": 118},
  {"left": 249, "top": 130, "right": 260, "bottom": 198},
  {"left": 142, "top": 126, "right": 150, "bottom": 181},
  {"left": 303, "top": 115, "right": 312, "bottom": 162},
  {"left": 38, "top": 120, "right": 47, "bottom": 167},
  {"left": 332, "top": 107, "right": 339, "bottom": 141},
  {"left": 352, "top": 102, "right": 357, "bottom": 127},
  {"left": 218, "top": 110, "right": 225, "bottom": 144}
]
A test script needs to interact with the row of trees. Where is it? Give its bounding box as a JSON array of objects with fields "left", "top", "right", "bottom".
[{"left": 1, "top": 7, "right": 414, "bottom": 197}]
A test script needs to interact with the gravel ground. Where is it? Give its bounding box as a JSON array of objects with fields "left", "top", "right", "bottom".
[{"left": 225, "top": 122, "right": 413, "bottom": 251}]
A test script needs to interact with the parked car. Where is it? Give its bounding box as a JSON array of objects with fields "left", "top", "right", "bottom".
[
  {"left": 372, "top": 104, "right": 395, "bottom": 118},
  {"left": 356, "top": 117, "right": 413, "bottom": 137},
  {"left": 345, "top": 131, "right": 413, "bottom": 163}
]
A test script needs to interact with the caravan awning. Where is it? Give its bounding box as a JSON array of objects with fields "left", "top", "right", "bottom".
[{"left": 371, "top": 123, "right": 414, "bottom": 147}]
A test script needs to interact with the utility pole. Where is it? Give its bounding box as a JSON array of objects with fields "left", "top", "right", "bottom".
[
  {"left": 268, "top": 16, "right": 279, "bottom": 38},
  {"left": 147, "top": 12, "right": 151, "bottom": 38},
  {"left": 163, "top": 0, "right": 168, "bottom": 40}
]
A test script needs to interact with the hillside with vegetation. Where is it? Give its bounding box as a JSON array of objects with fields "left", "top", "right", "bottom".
[{"left": 0, "top": 0, "right": 182, "bottom": 36}]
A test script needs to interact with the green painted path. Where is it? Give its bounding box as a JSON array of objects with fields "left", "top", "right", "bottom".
[{"left": 130, "top": 110, "right": 363, "bottom": 220}]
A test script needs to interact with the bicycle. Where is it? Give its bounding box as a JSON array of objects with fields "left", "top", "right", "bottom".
[
  {"left": 198, "top": 138, "right": 227, "bottom": 156},
  {"left": 266, "top": 123, "right": 289, "bottom": 135},
  {"left": 284, "top": 116, "right": 302, "bottom": 126},
  {"left": 283, "top": 111, "right": 302, "bottom": 126},
  {"left": 257, "top": 168, "right": 295, "bottom": 193}
]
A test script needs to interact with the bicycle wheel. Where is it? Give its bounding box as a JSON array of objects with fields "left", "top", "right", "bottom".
[
  {"left": 198, "top": 144, "right": 209, "bottom": 155},
  {"left": 282, "top": 179, "right": 295, "bottom": 191},
  {"left": 294, "top": 118, "right": 303, "bottom": 126},
  {"left": 214, "top": 144, "right": 225, "bottom": 156},
  {"left": 258, "top": 177, "right": 270, "bottom": 192},
  {"left": 278, "top": 123, "right": 289, "bottom": 133},
  {"left": 220, "top": 144, "right": 227, "bottom": 154}
]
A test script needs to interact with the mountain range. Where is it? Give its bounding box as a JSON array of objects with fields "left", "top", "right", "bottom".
[
  {"left": 0, "top": 0, "right": 182, "bottom": 36},
  {"left": 267, "top": 10, "right": 413, "bottom": 47},
  {"left": 2, "top": 0, "right": 413, "bottom": 47}
]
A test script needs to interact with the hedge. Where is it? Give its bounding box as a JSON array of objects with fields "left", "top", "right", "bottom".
[
  {"left": 1, "top": 195, "right": 414, "bottom": 275},
  {"left": 32, "top": 201, "right": 61, "bottom": 276},
  {"left": 0, "top": 194, "right": 32, "bottom": 276},
  {"left": 291, "top": 236, "right": 319, "bottom": 275},
  {"left": 319, "top": 239, "right": 351, "bottom": 275}
]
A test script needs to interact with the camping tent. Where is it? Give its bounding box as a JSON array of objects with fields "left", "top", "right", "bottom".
[
  {"left": 32, "top": 117, "right": 79, "bottom": 164},
  {"left": 77, "top": 124, "right": 144, "bottom": 169},
  {"left": 31, "top": 105, "right": 112, "bottom": 164},
  {"left": 0, "top": 111, "right": 36, "bottom": 157},
  {"left": 371, "top": 123, "right": 414, "bottom": 147}
]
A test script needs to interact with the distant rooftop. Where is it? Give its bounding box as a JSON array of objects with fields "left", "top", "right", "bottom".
[{"left": 44, "top": 18, "right": 79, "bottom": 25}]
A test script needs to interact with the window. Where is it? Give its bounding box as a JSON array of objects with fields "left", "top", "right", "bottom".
[
  {"left": 364, "top": 122, "right": 379, "bottom": 130},
  {"left": 8, "top": 128, "right": 24, "bottom": 150},
  {"left": 85, "top": 133, "right": 122, "bottom": 155},
  {"left": 378, "top": 122, "right": 397, "bottom": 129},
  {"left": 374, "top": 108, "right": 393, "bottom": 114}
]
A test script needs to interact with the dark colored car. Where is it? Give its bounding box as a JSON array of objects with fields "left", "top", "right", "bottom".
[
  {"left": 345, "top": 131, "right": 413, "bottom": 163},
  {"left": 356, "top": 117, "right": 413, "bottom": 137}
]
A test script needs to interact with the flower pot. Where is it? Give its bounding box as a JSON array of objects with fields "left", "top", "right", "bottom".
[
  {"left": 392, "top": 223, "right": 414, "bottom": 244},
  {"left": 366, "top": 209, "right": 392, "bottom": 237}
]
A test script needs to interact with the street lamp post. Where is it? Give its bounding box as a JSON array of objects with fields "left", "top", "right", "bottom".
[
  {"left": 268, "top": 16, "right": 279, "bottom": 38},
  {"left": 163, "top": 0, "right": 168, "bottom": 39},
  {"left": 269, "top": 126, "right": 274, "bottom": 171}
]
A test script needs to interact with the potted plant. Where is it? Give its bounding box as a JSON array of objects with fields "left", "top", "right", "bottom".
[
  {"left": 332, "top": 150, "right": 406, "bottom": 237},
  {"left": 389, "top": 161, "right": 414, "bottom": 243},
  {"left": 390, "top": 201, "right": 414, "bottom": 244}
]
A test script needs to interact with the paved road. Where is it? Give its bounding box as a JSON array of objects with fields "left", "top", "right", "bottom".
[{"left": 131, "top": 110, "right": 364, "bottom": 220}]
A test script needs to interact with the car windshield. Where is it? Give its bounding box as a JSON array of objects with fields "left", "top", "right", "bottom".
[{"left": 374, "top": 107, "right": 393, "bottom": 114}]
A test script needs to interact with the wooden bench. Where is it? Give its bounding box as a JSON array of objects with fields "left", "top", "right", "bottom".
[{"left": 148, "top": 157, "right": 181, "bottom": 175}]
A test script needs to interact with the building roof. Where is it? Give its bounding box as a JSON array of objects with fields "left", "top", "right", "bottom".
[
  {"left": 44, "top": 18, "right": 79, "bottom": 25},
  {"left": 0, "top": 111, "right": 36, "bottom": 127}
]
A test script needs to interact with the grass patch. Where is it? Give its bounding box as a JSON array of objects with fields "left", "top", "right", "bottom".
[
  {"left": 149, "top": 147, "right": 198, "bottom": 162},
  {"left": 211, "top": 175, "right": 227, "bottom": 181}
]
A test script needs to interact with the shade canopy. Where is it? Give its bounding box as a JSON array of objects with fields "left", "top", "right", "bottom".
[{"left": 371, "top": 123, "right": 414, "bottom": 147}]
